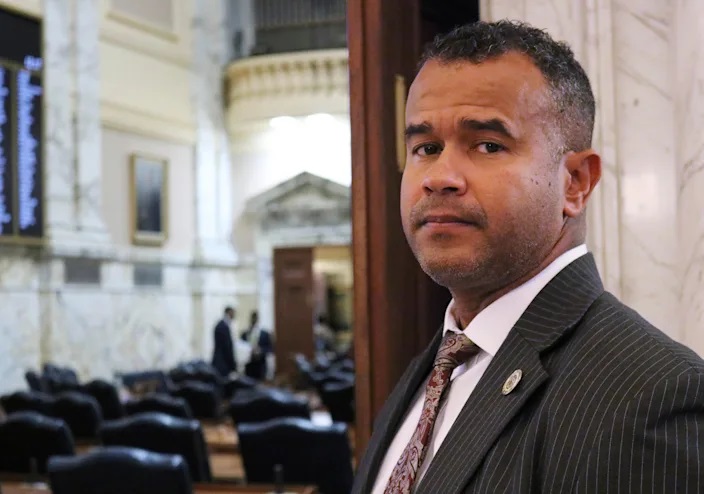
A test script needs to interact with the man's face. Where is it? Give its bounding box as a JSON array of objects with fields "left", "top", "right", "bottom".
[
  {"left": 401, "top": 53, "right": 567, "bottom": 291},
  {"left": 226, "top": 309, "right": 235, "bottom": 320}
]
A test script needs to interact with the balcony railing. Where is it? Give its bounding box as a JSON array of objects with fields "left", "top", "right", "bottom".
[{"left": 230, "top": 0, "right": 347, "bottom": 58}]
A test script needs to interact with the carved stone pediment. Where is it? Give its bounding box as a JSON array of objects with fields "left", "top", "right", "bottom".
[{"left": 245, "top": 172, "right": 350, "bottom": 231}]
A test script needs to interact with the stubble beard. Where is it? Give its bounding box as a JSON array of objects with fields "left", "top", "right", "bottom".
[{"left": 411, "top": 226, "right": 548, "bottom": 294}]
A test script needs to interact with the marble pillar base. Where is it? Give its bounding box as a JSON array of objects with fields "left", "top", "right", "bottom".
[{"left": 0, "top": 250, "right": 245, "bottom": 395}]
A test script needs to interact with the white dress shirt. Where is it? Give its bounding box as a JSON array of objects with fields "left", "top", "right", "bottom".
[{"left": 371, "top": 244, "right": 588, "bottom": 493}]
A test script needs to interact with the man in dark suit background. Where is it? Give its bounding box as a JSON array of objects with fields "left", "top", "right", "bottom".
[
  {"left": 241, "top": 310, "right": 274, "bottom": 380},
  {"left": 211, "top": 306, "right": 237, "bottom": 377},
  {"left": 354, "top": 21, "right": 704, "bottom": 494}
]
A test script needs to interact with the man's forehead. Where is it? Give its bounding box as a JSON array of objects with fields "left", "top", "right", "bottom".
[{"left": 408, "top": 55, "right": 550, "bottom": 115}]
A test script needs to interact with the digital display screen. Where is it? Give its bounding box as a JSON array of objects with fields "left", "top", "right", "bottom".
[
  {"left": 0, "top": 67, "right": 13, "bottom": 235},
  {"left": 0, "top": 7, "right": 43, "bottom": 240}
]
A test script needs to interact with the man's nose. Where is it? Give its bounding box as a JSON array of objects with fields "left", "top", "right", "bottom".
[{"left": 421, "top": 153, "right": 468, "bottom": 195}]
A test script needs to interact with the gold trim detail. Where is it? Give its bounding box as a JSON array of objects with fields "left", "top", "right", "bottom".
[{"left": 395, "top": 74, "right": 407, "bottom": 173}]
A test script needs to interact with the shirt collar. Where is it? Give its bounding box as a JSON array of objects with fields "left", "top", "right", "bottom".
[{"left": 443, "top": 244, "right": 588, "bottom": 357}]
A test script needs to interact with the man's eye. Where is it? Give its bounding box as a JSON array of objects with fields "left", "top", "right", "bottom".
[
  {"left": 413, "top": 143, "right": 442, "bottom": 156},
  {"left": 477, "top": 142, "right": 505, "bottom": 154}
]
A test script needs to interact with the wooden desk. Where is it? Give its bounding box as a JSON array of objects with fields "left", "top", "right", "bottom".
[
  {"left": 210, "top": 451, "right": 244, "bottom": 480},
  {"left": 1, "top": 481, "right": 317, "bottom": 494},
  {"left": 203, "top": 423, "right": 239, "bottom": 453},
  {"left": 0, "top": 482, "right": 48, "bottom": 494}
]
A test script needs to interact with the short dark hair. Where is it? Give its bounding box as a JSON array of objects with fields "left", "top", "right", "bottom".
[
  {"left": 224, "top": 306, "right": 235, "bottom": 315},
  {"left": 420, "top": 20, "right": 595, "bottom": 153}
]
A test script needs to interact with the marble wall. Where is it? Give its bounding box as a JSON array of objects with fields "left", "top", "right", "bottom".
[
  {"left": 673, "top": 0, "right": 704, "bottom": 356},
  {"left": 483, "top": 0, "right": 704, "bottom": 353}
]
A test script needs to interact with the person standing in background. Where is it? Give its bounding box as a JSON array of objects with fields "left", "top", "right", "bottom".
[
  {"left": 211, "top": 306, "right": 237, "bottom": 377},
  {"left": 241, "top": 310, "right": 274, "bottom": 380}
]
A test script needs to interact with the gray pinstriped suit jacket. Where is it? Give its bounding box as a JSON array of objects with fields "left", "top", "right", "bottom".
[{"left": 353, "top": 254, "right": 704, "bottom": 493}]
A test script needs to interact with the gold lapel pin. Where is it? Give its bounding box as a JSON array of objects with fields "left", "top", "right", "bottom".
[{"left": 502, "top": 369, "right": 523, "bottom": 395}]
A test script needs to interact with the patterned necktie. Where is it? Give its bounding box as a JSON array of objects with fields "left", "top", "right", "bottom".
[{"left": 384, "top": 332, "right": 479, "bottom": 494}]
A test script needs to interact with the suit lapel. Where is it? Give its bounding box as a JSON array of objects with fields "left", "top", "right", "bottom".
[
  {"left": 354, "top": 330, "right": 443, "bottom": 494},
  {"left": 416, "top": 254, "right": 604, "bottom": 494}
]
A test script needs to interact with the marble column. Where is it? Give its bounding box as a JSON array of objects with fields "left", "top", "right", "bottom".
[
  {"left": 610, "top": 0, "right": 679, "bottom": 338},
  {"left": 192, "top": 0, "right": 237, "bottom": 265},
  {"left": 673, "top": 0, "right": 704, "bottom": 355},
  {"left": 43, "top": 0, "right": 76, "bottom": 245},
  {"left": 43, "top": 0, "right": 109, "bottom": 251},
  {"left": 74, "top": 0, "right": 109, "bottom": 246},
  {"left": 191, "top": 0, "right": 238, "bottom": 357}
]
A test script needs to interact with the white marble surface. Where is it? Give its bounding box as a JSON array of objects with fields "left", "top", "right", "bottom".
[
  {"left": 674, "top": 0, "right": 704, "bottom": 356},
  {"left": 0, "top": 253, "right": 243, "bottom": 394},
  {"left": 192, "top": 0, "right": 237, "bottom": 265},
  {"left": 0, "top": 258, "right": 41, "bottom": 393},
  {"left": 74, "top": 0, "right": 108, "bottom": 242},
  {"left": 0, "top": 293, "right": 41, "bottom": 393},
  {"left": 43, "top": 0, "right": 77, "bottom": 241},
  {"left": 611, "top": 0, "right": 680, "bottom": 337}
]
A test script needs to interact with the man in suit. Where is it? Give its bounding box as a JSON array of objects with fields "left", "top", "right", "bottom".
[
  {"left": 241, "top": 310, "right": 274, "bottom": 380},
  {"left": 354, "top": 21, "right": 704, "bottom": 494},
  {"left": 211, "top": 306, "right": 237, "bottom": 377}
]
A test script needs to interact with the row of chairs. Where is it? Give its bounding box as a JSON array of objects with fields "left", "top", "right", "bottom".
[
  {"left": 0, "top": 403, "right": 353, "bottom": 492},
  {"left": 29, "top": 424, "right": 350, "bottom": 494},
  {"left": 0, "top": 384, "right": 313, "bottom": 439},
  {"left": 294, "top": 354, "right": 355, "bottom": 423},
  {"left": 0, "top": 410, "right": 210, "bottom": 482}
]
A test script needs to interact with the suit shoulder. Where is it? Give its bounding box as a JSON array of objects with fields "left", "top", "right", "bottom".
[{"left": 581, "top": 292, "right": 704, "bottom": 376}]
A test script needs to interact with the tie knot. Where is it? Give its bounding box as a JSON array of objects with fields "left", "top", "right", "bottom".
[{"left": 434, "top": 332, "right": 478, "bottom": 371}]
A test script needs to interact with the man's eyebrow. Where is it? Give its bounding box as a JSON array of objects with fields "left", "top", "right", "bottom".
[
  {"left": 460, "top": 118, "right": 515, "bottom": 139},
  {"left": 404, "top": 122, "right": 433, "bottom": 140}
]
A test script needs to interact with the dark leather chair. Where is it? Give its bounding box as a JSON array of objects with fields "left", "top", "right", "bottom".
[
  {"left": 228, "top": 388, "right": 310, "bottom": 426},
  {"left": 100, "top": 412, "right": 211, "bottom": 482},
  {"left": 119, "top": 369, "right": 173, "bottom": 394},
  {"left": 170, "top": 364, "right": 225, "bottom": 398},
  {"left": 52, "top": 392, "right": 103, "bottom": 439},
  {"left": 0, "top": 411, "right": 75, "bottom": 474},
  {"left": 320, "top": 380, "right": 355, "bottom": 423},
  {"left": 293, "top": 354, "right": 316, "bottom": 390},
  {"left": 309, "top": 369, "right": 354, "bottom": 394},
  {"left": 0, "top": 390, "right": 54, "bottom": 416},
  {"left": 170, "top": 381, "right": 220, "bottom": 420},
  {"left": 43, "top": 364, "right": 80, "bottom": 394},
  {"left": 224, "top": 374, "right": 258, "bottom": 399},
  {"left": 125, "top": 393, "right": 193, "bottom": 419},
  {"left": 25, "top": 370, "right": 47, "bottom": 392},
  {"left": 238, "top": 417, "right": 353, "bottom": 494},
  {"left": 48, "top": 446, "right": 192, "bottom": 494},
  {"left": 81, "top": 379, "right": 125, "bottom": 420}
]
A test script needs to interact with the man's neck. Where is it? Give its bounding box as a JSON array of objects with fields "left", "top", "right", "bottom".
[{"left": 451, "top": 235, "right": 581, "bottom": 328}]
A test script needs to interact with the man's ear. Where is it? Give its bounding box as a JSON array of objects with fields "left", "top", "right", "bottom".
[{"left": 562, "top": 149, "right": 602, "bottom": 218}]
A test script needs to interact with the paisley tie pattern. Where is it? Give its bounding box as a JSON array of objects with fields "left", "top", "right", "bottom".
[{"left": 384, "top": 332, "right": 479, "bottom": 494}]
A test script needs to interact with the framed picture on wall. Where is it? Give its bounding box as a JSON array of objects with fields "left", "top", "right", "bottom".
[{"left": 130, "top": 154, "right": 168, "bottom": 246}]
